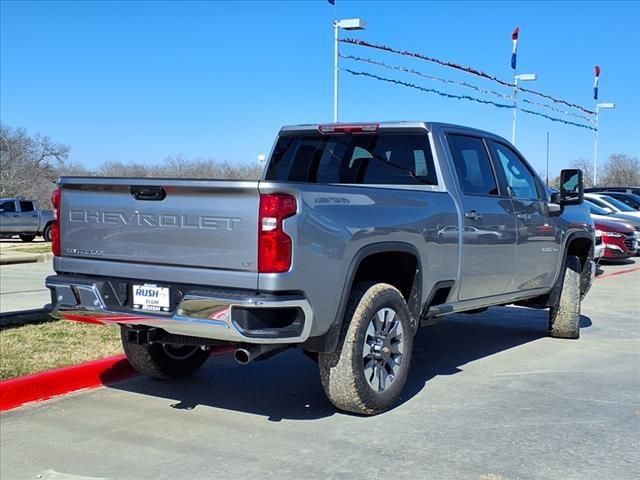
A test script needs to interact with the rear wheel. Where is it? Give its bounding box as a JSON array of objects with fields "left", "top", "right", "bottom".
[
  {"left": 549, "top": 255, "right": 581, "bottom": 339},
  {"left": 19, "top": 234, "right": 36, "bottom": 242},
  {"left": 120, "top": 326, "right": 210, "bottom": 379},
  {"left": 43, "top": 223, "right": 53, "bottom": 242},
  {"left": 319, "top": 283, "right": 413, "bottom": 415}
]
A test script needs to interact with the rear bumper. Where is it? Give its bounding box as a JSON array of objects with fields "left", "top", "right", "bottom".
[{"left": 46, "top": 275, "right": 313, "bottom": 344}]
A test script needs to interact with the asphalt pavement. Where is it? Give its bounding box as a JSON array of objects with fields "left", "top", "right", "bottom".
[
  {"left": 0, "top": 261, "right": 54, "bottom": 313},
  {"left": 1, "top": 260, "right": 639, "bottom": 480}
]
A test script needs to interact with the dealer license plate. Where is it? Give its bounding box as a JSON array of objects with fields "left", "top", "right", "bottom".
[{"left": 132, "top": 284, "right": 170, "bottom": 312}]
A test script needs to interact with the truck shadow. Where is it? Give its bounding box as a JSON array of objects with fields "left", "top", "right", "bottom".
[{"left": 104, "top": 306, "right": 592, "bottom": 421}]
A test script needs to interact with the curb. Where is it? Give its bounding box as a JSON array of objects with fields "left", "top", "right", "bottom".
[
  {"left": 0, "top": 355, "right": 136, "bottom": 412},
  {"left": 0, "top": 346, "right": 237, "bottom": 412},
  {"left": 0, "top": 308, "right": 52, "bottom": 328},
  {"left": 0, "top": 252, "right": 53, "bottom": 265}
]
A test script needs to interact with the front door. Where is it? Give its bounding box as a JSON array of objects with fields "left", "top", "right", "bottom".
[
  {"left": 446, "top": 134, "right": 518, "bottom": 301},
  {"left": 0, "top": 200, "right": 20, "bottom": 233},
  {"left": 488, "top": 141, "right": 561, "bottom": 291}
]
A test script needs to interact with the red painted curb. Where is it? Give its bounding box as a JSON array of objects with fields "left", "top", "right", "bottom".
[
  {"left": 0, "top": 355, "right": 136, "bottom": 412},
  {"left": 0, "top": 345, "right": 238, "bottom": 412},
  {"left": 596, "top": 265, "right": 640, "bottom": 280}
]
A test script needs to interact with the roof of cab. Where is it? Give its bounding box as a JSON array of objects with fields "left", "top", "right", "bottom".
[{"left": 279, "top": 121, "right": 511, "bottom": 144}]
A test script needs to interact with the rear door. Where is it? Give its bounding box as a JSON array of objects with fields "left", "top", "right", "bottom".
[
  {"left": 18, "top": 201, "right": 40, "bottom": 232},
  {"left": 445, "top": 133, "right": 518, "bottom": 301},
  {"left": 488, "top": 141, "right": 561, "bottom": 290}
]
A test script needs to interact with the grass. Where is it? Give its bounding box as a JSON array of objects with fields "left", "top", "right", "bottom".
[
  {"left": 11, "top": 244, "right": 52, "bottom": 254},
  {"left": 0, "top": 320, "right": 123, "bottom": 380}
]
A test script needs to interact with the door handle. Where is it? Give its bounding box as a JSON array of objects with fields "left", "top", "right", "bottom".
[
  {"left": 465, "top": 211, "right": 482, "bottom": 221},
  {"left": 517, "top": 213, "right": 532, "bottom": 221},
  {"left": 32, "top": 215, "right": 38, "bottom": 217}
]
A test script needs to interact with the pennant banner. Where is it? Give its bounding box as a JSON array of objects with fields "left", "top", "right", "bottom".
[
  {"left": 521, "top": 108, "right": 596, "bottom": 131},
  {"left": 521, "top": 98, "right": 594, "bottom": 123},
  {"left": 341, "top": 37, "right": 596, "bottom": 115},
  {"left": 343, "top": 68, "right": 515, "bottom": 108},
  {"left": 341, "top": 54, "right": 512, "bottom": 99},
  {"left": 593, "top": 65, "right": 600, "bottom": 100},
  {"left": 343, "top": 68, "right": 597, "bottom": 131}
]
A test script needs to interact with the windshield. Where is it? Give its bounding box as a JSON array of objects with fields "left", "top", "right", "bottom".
[
  {"left": 586, "top": 200, "right": 610, "bottom": 215},
  {"left": 601, "top": 195, "right": 636, "bottom": 212}
]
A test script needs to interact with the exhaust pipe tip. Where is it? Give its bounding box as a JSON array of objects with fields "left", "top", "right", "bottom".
[{"left": 234, "top": 348, "right": 251, "bottom": 365}]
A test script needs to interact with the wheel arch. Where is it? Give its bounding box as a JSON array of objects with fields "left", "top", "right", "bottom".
[{"left": 302, "top": 242, "right": 423, "bottom": 353}]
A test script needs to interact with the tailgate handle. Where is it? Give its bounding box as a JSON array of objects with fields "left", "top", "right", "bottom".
[{"left": 130, "top": 186, "right": 166, "bottom": 201}]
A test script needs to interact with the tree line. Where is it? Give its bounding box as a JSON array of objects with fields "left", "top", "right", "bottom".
[
  {"left": 1, "top": 124, "right": 263, "bottom": 208},
  {"left": 1, "top": 123, "right": 638, "bottom": 209}
]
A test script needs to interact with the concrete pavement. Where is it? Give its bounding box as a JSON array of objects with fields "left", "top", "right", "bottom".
[
  {"left": 1, "top": 261, "right": 638, "bottom": 480},
  {"left": 0, "top": 261, "right": 54, "bottom": 313}
]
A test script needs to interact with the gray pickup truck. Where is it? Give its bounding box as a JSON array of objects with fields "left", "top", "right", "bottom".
[
  {"left": 46, "top": 122, "right": 595, "bottom": 415},
  {"left": 0, "top": 198, "right": 54, "bottom": 242}
]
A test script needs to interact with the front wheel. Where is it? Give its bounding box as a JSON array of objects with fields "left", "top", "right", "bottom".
[
  {"left": 319, "top": 283, "right": 414, "bottom": 415},
  {"left": 549, "top": 255, "right": 581, "bottom": 339},
  {"left": 120, "top": 326, "right": 210, "bottom": 379},
  {"left": 19, "top": 234, "right": 36, "bottom": 242}
]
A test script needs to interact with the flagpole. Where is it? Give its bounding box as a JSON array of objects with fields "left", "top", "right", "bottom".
[
  {"left": 510, "top": 27, "right": 519, "bottom": 145},
  {"left": 593, "top": 104, "right": 599, "bottom": 186},
  {"left": 334, "top": 20, "right": 339, "bottom": 122},
  {"left": 332, "top": 1, "right": 338, "bottom": 122}
]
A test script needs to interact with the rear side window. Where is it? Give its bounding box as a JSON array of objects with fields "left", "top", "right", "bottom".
[
  {"left": 265, "top": 132, "right": 437, "bottom": 185},
  {"left": 19, "top": 201, "right": 35, "bottom": 212},
  {"left": 446, "top": 134, "right": 499, "bottom": 196},
  {"left": 1, "top": 201, "right": 16, "bottom": 212}
]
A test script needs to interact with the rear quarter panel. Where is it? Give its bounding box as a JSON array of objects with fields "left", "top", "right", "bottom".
[{"left": 258, "top": 182, "right": 458, "bottom": 337}]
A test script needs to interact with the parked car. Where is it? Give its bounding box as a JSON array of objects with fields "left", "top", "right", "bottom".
[
  {"left": 585, "top": 186, "right": 640, "bottom": 196},
  {"left": 599, "top": 192, "right": 640, "bottom": 211},
  {"left": 586, "top": 200, "right": 640, "bottom": 250},
  {"left": 585, "top": 193, "right": 640, "bottom": 219},
  {"left": 46, "top": 122, "right": 596, "bottom": 415},
  {"left": 594, "top": 229, "right": 605, "bottom": 261},
  {"left": 593, "top": 218, "right": 638, "bottom": 261},
  {"left": 0, "top": 198, "right": 54, "bottom": 242}
]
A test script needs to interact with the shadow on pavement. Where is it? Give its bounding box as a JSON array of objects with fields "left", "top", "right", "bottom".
[{"left": 105, "top": 306, "right": 592, "bottom": 421}]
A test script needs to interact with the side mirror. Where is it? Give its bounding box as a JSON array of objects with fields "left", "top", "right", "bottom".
[
  {"left": 559, "top": 169, "right": 583, "bottom": 205},
  {"left": 602, "top": 207, "right": 613, "bottom": 214}
]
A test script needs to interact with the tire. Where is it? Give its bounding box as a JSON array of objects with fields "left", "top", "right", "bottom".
[
  {"left": 319, "top": 282, "right": 414, "bottom": 415},
  {"left": 549, "top": 255, "right": 581, "bottom": 339},
  {"left": 43, "top": 223, "right": 53, "bottom": 242},
  {"left": 19, "top": 234, "right": 36, "bottom": 242},
  {"left": 120, "top": 326, "right": 209, "bottom": 379}
]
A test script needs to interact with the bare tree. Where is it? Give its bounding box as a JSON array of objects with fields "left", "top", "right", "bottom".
[
  {"left": 569, "top": 158, "right": 594, "bottom": 188},
  {"left": 599, "top": 154, "right": 640, "bottom": 187},
  {"left": 0, "top": 124, "right": 70, "bottom": 207}
]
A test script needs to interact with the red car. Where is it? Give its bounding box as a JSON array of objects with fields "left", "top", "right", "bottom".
[{"left": 594, "top": 218, "right": 639, "bottom": 260}]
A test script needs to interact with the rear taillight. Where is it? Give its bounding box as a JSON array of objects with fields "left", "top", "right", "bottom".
[
  {"left": 51, "top": 188, "right": 61, "bottom": 256},
  {"left": 258, "top": 193, "right": 297, "bottom": 273}
]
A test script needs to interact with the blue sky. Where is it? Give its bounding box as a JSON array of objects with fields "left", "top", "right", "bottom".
[{"left": 1, "top": 0, "right": 639, "bottom": 176}]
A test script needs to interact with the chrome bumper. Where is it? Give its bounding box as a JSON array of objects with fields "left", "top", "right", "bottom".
[{"left": 46, "top": 278, "right": 313, "bottom": 344}]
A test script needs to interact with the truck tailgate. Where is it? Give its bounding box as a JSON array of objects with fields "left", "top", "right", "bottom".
[{"left": 59, "top": 178, "right": 259, "bottom": 274}]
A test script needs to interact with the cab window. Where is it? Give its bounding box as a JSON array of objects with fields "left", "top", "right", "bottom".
[{"left": 490, "top": 142, "right": 540, "bottom": 200}]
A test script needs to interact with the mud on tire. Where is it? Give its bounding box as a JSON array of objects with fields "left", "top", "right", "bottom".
[
  {"left": 549, "top": 255, "right": 581, "bottom": 339},
  {"left": 120, "top": 326, "right": 210, "bottom": 379},
  {"left": 318, "top": 282, "right": 414, "bottom": 415}
]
